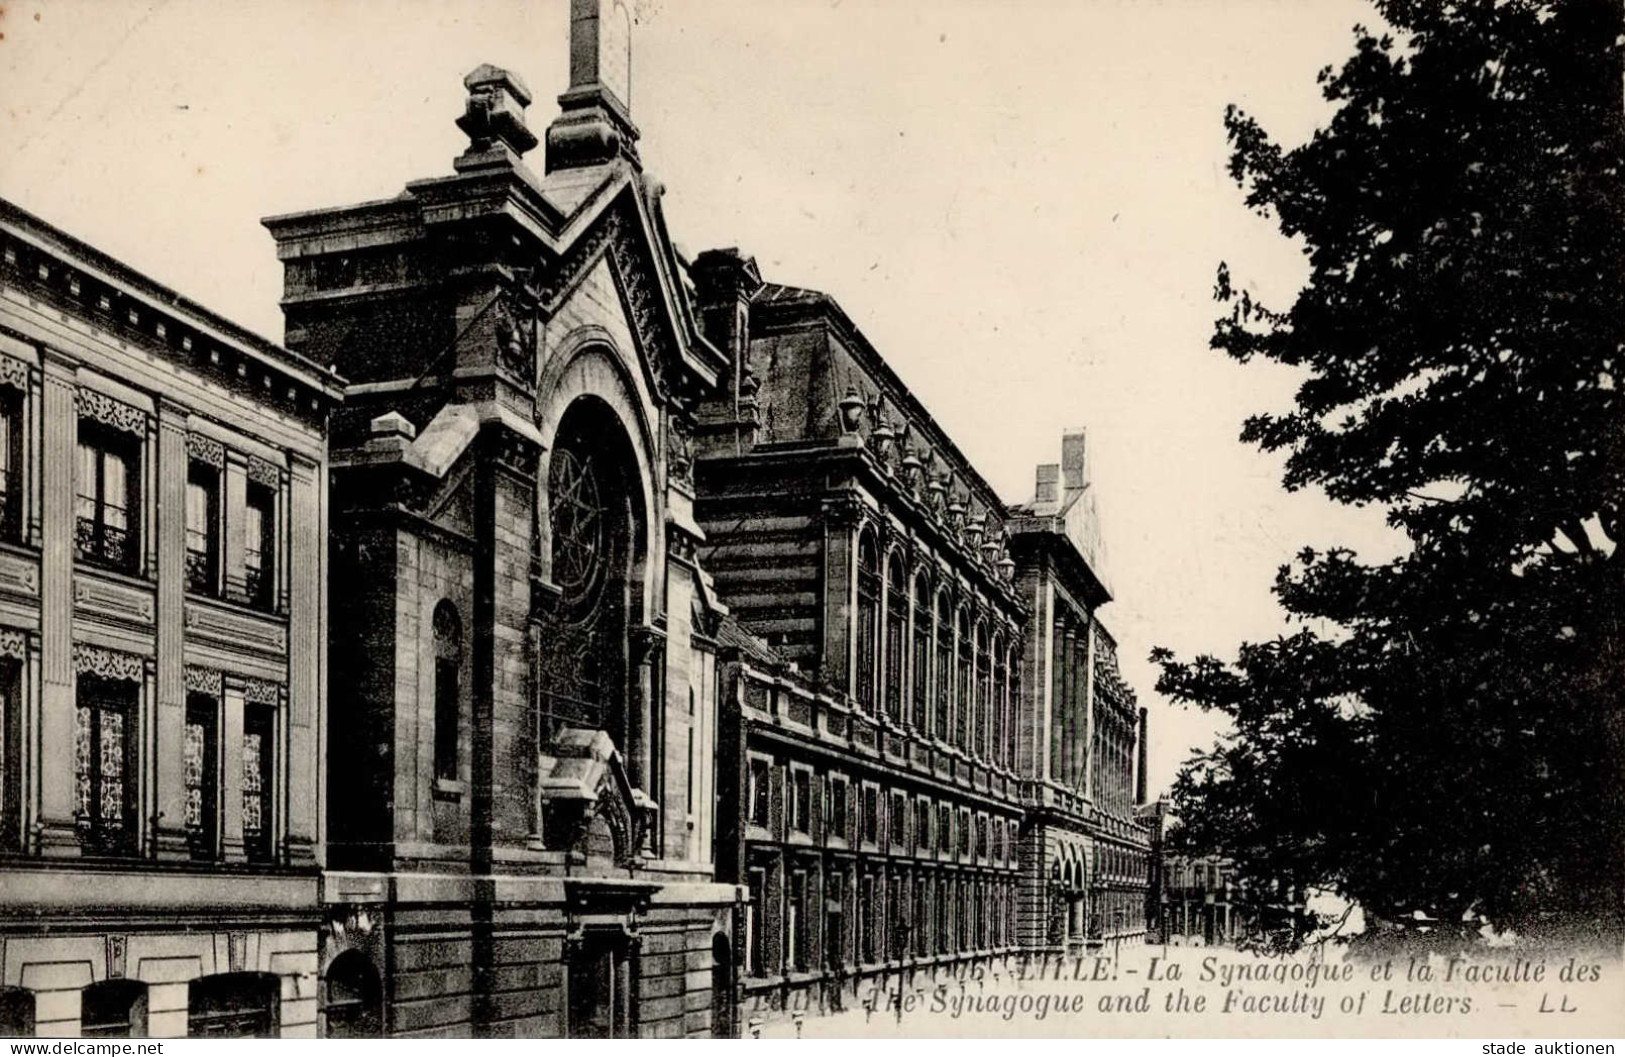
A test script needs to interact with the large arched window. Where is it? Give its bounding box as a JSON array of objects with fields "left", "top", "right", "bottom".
[
  {"left": 81, "top": 980, "right": 147, "bottom": 1038},
  {"left": 855, "top": 532, "right": 879, "bottom": 714},
  {"left": 1008, "top": 646, "right": 1021, "bottom": 770},
  {"left": 323, "top": 951, "right": 382, "bottom": 1039},
  {"left": 910, "top": 572, "right": 931, "bottom": 730},
  {"left": 538, "top": 398, "right": 642, "bottom": 749},
  {"left": 933, "top": 590, "right": 953, "bottom": 739},
  {"left": 955, "top": 607, "right": 972, "bottom": 750},
  {"left": 991, "top": 633, "right": 1007, "bottom": 769},
  {"left": 974, "top": 622, "right": 990, "bottom": 759},
  {"left": 432, "top": 602, "right": 462, "bottom": 783},
  {"left": 883, "top": 556, "right": 907, "bottom": 722}
]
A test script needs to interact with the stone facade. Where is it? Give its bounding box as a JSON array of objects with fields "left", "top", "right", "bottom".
[
  {"left": 260, "top": 11, "right": 740, "bottom": 1038},
  {"left": 691, "top": 260, "right": 1029, "bottom": 1019},
  {"left": 1006, "top": 431, "right": 1152, "bottom": 954},
  {"left": 0, "top": 198, "right": 342, "bottom": 1038}
]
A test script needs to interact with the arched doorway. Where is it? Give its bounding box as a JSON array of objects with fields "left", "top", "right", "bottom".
[
  {"left": 0, "top": 988, "right": 34, "bottom": 1037},
  {"left": 81, "top": 980, "right": 147, "bottom": 1038},
  {"left": 537, "top": 396, "right": 645, "bottom": 754},
  {"left": 710, "top": 932, "right": 734, "bottom": 1038},
  {"left": 323, "top": 951, "right": 382, "bottom": 1038},
  {"left": 187, "top": 973, "right": 279, "bottom": 1038}
]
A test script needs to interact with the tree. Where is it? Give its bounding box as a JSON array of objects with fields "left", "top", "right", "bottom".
[{"left": 1156, "top": 0, "right": 1625, "bottom": 944}]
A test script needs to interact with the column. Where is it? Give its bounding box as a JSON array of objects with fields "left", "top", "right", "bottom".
[
  {"left": 1081, "top": 620, "right": 1096, "bottom": 802},
  {"left": 152, "top": 400, "right": 188, "bottom": 859},
  {"left": 36, "top": 353, "right": 77, "bottom": 855}
]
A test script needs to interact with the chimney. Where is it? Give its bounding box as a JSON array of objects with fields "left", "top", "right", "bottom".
[
  {"left": 1136, "top": 706, "right": 1149, "bottom": 806},
  {"left": 1062, "top": 428, "right": 1089, "bottom": 506},
  {"left": 546, "top": 0, "right": 642, "bottom": 172}
]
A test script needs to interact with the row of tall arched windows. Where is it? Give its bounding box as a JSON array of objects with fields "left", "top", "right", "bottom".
[{"left": 853, "top": 529, "right": 1020, "bottom": 769}]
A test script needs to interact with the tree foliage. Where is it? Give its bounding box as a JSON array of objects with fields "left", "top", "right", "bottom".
[{"left": 1157, "top": 0, "right": 1624, "bottom": 943}]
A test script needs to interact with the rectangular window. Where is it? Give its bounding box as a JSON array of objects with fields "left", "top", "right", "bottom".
[
  {"left": 938, "top": 803, "right": 951, "bottom": 855},
  {"left": 76, "top": 424, "right": 139, "bottom": 573},
  {"left": 861, "top": 786, "right": 878, "bottom": 845},
  {"left": 0, "top": 659, "right": 20, "bottom": 852},
  {"left": 824, "top": 871, "right": 845, "bottom": 972},
  {"left": 827, "top": 776, "right": 848, "bottom": 840},
  {"left": 789, "top": 870, "right": 808, "bottom": 972},
  {"left": 242, "top": 705, "right": 274, "bottom": 863},
  {"left": 746, "top": 867, "right": 766, "bottom": 976},
  {"left": 960, "top": 809, "right": 972, "bottom": 856},
  {"left": 889, "top": 792, "right": 905, "bottom": 849},
  {"left": 748, "top": 758, "right": 770, "bottom": 828},
  {"left": 184, "top": 466, "right": 219, "bottom": 596},
  {"left": 791, "top": 769, "right": 810, "bottom": 834},
  {"left": 243, "top": 483, "right": 274, "bottom": 611},
  {"left": 184, "top": 695, "right": 218, "bottom": 859},
  {"left": 0, "top": 392, "right": 22, "bottom": 542},
  {"left": 916, "top": 797, "right": 931, "bottom": 851},
  {"left": 74, "top": 676, "right": 137, "bottom": 855},
  {"left": 860, "top": 873, "right": 876, "bottom": 964}
]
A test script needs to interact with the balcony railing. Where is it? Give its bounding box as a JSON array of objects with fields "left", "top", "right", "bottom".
[{"left": 76, "top": 510, "right": 132, "bottom": 571}]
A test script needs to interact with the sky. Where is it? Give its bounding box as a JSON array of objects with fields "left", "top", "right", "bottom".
[{"left": 0, "top": 0, "right": 1406, "bottom": 798}]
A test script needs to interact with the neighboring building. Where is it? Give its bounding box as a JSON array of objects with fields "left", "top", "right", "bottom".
[
  {"left": 0, "top": 199, "right": 342, "bottom": 1037},
  {"left": 261, "top": 3, "right": 741, "bottom": 1038},
  {"left": 690, "top": 255, "right": 1029, "bottom": 1018},
  {"left": 1158, "top": 856, "right": 1241, "bottom": 948},
  {"left": 1006, "top": 432, "right": 1152, "bottom": 952}
]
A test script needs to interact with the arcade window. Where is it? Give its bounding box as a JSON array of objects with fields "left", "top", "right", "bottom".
[
  {"left": 855, "top": 533, "right": 879, "bottom": 713},
  {"left": 910, "top": 572, "right": 931, "bottom": 729},
  {"left": 884, "top": 557, "right": 907, "bottom": 721}
]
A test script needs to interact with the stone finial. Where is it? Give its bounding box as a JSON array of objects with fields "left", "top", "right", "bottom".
[{"left": 455, "top": 64, "right": 539, "bottom": 172}]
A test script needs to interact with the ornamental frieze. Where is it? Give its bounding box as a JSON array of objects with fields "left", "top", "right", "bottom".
[
  {"left": 185, "top": 432, "right": 225, "bottom": 470},
  {"left": 76, "top": 388, "right": 148, "bottom": 437},
  {"left": 73, "top": 642, "right": 145, "bottom": 683},
  {"left": 0, "top": 628, "right": 25, "bottom": 661},
  {"left": 184, "top": 664, "right": 222, "bottom": 698},
  {"left": 0, "top": 355, "right": 29, "bottom": 394},
  {"left": 246, "top": 455, "right": 281, "bottom": 490},
  {"left": 243, "top": 677, "right": 281, "bottom": 706}
]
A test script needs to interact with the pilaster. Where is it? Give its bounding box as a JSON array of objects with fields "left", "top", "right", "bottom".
[
  {"left": 152, "top": 398, "right": 189, "bottom": 859},
  {"left": 36, "top": 351, "right": 77, "bottom": 855}
]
